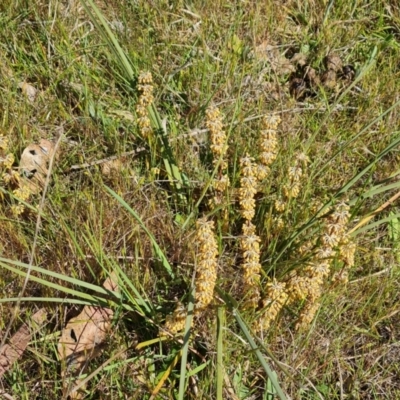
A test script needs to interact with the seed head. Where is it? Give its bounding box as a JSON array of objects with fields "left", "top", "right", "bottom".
[
  {"left": 136, "top": 71, "right": 154, "bottom": 138},
  {"left": 257, "top": 279, "right": 288, "bottom": 331},
  {"left": 241, "top": 222, "right": 262, "bottom": 309},
  {"left": 195, "top": 218, "right": 218, "bottom": 313},
  {"left": 164, "top": 302, "right": 187, "bottom": 334}
]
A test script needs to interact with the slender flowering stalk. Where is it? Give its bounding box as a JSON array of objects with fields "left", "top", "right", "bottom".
[
  {"left": 136, "top": 71, "right": 154, "bottom": 138},
  {"left": 332, "top": 234, "right": 356, "bottom": 284},
  {"left": 0, "top": 135, "right": 28, "bottom": 214},
  {"left": 205, "top": 106, "right": 230, "bottom": 195},
  {"left": 206, "top": 106, "right": 227, "bottom": 169},
  {"left": 241, "top": 221, "right": 262, "bottom": 309},
  {"left": 164, "top": 302, "right": 187, "bottom": 334},
  {"left": 283, "top": 152, "right": 309, "bottom": 200},
  {"left": 195, "top": 218, "right": 218, "bottom": 314},
  {"left": 294, "top": 201, "right": 351, "bottom": 330},
  {"left": 239, "top": 156, "right": 257, "bottom": 221},
  {"left": 164, "top": 218, "right": 219, "bottom": 333},
  {"left": 257, "top": 279, "right": 288, "bottom": 332},
  {"left": 238, "top": 155, "right": 262, "bottom": 309},
  {"left": 258, "top": 114, "right": 280, "bottom": 173}
]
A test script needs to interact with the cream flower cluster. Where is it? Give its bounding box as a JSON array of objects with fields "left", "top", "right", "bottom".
[
  {"left": 238, "top": 155, "right": 263, "bottom": 309},
  {"left": 294, "top": 201, "right": 351, "bottom": 330},
  {"left": 241, "top": 221, "right": 262, "bottom": 309},
  {"left": 258, "top": 279, "right": 288, "bottom": 331},
  {"left": 283, "top": 152, "right": 310, "bottom": 200},
  {"left": 136, "top": 71, "right": 154, "bottom": 138},
  {"left": 239, "top": 155, "right": 258, "bottom": 221},
  {"left": 164, "top": 302, "right": 187, "bottom": 334},
  {"left": 258, "top": 115, "right": 280, "bottom": 176},
  {"left": 195, "top": 218, "right": 218, "bottom": 313},
  {"left": 0, "top": 135, "right": 28, "bottom": 215},
  {"left": 206, "top": 106, "right": 229, "bottom": 193}
]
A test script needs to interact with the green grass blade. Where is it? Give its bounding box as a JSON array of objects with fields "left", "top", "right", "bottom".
[
  {"left": 178, "top": 288, "right": 195, "bottom": 400},
  {"left": 352, "top": 180, "right": 400, "bottom": 202},
  {"left": 216, "top": 288, "right": 287, "bottom": 399},
  {"left": 0, "top": 297, "right": 118, "bottom": 306},
  {"left": 104, "top": 185, "right": 175, "bottom": 278},
  {"left": 80, "top": 226, "right": 153, "bottom": 316},
  {"left": 80, "top": 0, "right": 135, "bottom": 81},
  {"left": 0, "top": 261, "right": 116, "bottom": 305},
  {"left": 234, "top": 311, "right": 287, "bottom": 400},
  {"left": 217, "top": 306, "right": 224, "bottom": 400},
  {"left": 0, "top": 257, "right": 121, "bottom": 298},
  {"left": 351, "top": 212, "right": 400, "bottom": 236},
  {"left": 148, "top": 104, "right": 188, "bottom": 199}
]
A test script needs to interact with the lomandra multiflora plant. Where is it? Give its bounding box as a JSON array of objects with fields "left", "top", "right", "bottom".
[{"left": 162, "top": 103, "right": 357, "bottom": 336}]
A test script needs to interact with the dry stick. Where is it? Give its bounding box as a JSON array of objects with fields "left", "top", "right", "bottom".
[
  {"left": 350, "top": 266, "right": 393, "bottom": 284},
  {"left": 176, "top": 104, "right": 357, "bottom": 142},
  {"left": 348, "top": 190, "right": 400, "bottom": 235},
  {"left": 68, "top": 148, "right": 145, "bottom": 171},
  {"left": 0, "top": 134, "right": 63, "bottom": 350}
]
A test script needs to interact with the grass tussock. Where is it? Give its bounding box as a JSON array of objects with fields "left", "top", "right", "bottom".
[{"left": 1, "top": 0, "right": 400, "bottom": 399}]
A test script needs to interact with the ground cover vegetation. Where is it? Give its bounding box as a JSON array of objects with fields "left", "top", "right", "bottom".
[{"left": 1, "top": 0, "right": 400, "bottom": 398}]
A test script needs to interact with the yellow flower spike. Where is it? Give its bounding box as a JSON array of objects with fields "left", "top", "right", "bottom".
[
  {"left": 240, "top": 221, "right": 262, "bottom": 310},
  {"left": 295, "top": 301, "right": 320, "bottom": 331},
  {"left": 257, "top": 279, "right": 288, "bottom": 332},
  {"left": 194, "top": 218, "right": 218, "bottom": 314},
  {"left": 205, "top": 106, "right": 230, "bottom": 202},
  {"left": 205, "top": 106, "right": 228, "bottom": 163},
  {"left": 136, "top": 71, "right": 154, "bottom": 138},
  {"left": 164, "top": 302, "right": 187, "bottom": 334},
  {"left": 239, "top": 156, "right": 258, "bottom": 221},
  {"left": 290, "top": 200, "right": 354, "bottom": 330},
  {"left": 2, "top": 153, "right": 14, "bottom": 170},
  {"left": 0, "top": 135, "right": 9, "bottom": 151},
  {"left": 274, "top": 198, "right": 285, "bottom": 212},
  {"left": 238, "top": 155, "right": 262, "bottom": 309},
  {"left": 257, "top": 114, "right": 280, "bottom": 171}
]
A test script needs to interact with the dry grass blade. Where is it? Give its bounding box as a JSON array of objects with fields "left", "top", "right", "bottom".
[
  {"left": 349, "top": 190, "right": 400, "bottom": 235},
  {"left": 0, "top": 308, "right": 47, "bottom": 378}
]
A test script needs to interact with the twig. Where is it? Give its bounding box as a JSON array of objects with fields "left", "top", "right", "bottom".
[
  {"left": 68, "top": 148, "right": 146, "bottom": 171},
  {"left": 350, "top": 266, "right": 393, "bottom": 284},
  {"left": 177, "top": 104, "right": 357, "bottom": 141}
]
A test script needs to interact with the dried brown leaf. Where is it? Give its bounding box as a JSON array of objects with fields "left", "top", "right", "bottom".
[
  {"left": 0, "top": 308, "right": 47, "bottom": 378},
  {"left": 101, "top": 159, "right": 123, "bottom": 177},
  {"left": 58, "top": 273, "right": 118, "bottom": 399}
]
